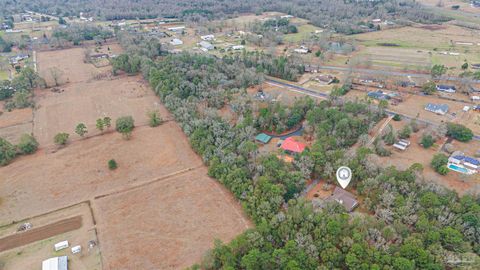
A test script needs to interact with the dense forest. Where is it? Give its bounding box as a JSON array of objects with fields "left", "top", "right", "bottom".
[
  {"left": 109, "top": 32, "right": 480, "bottom": 268},
  {"left": 0, "top": 0, "right": 448, "bottom": 34}
]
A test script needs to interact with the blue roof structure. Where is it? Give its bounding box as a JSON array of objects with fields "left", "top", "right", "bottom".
[
  {"left": 453, "top": 155, "right": 480, "bottom": 166},
  {"left": 436, "top": 85, "right": 456, "bottom": 92}
]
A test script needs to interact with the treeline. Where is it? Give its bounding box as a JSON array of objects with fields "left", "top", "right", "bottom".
[
  {"left": 110, "top": 51, "right": 479, "bottom": 268},
  {"left": 51, "top": 24, "right": 113, "bottom": 46},
  {"left": 1, "top": 0, "right": 448, "bottom": 34},
  {"left": 231, "top": 51, "right": 304, "bottom": 81}
]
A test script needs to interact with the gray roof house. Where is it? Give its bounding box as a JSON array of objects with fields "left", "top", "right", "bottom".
[
  {"left": 425, "top": 103, "right": 449, "bottom": 115},
  {"left": 198, "top": 41, "right": 214, "bottom": 51},
  {"left": 326, "top": 187, "right": 359, "bottom": 212},
  {"left": 436, "top": 85, "right": 456, "bottom": 93}
]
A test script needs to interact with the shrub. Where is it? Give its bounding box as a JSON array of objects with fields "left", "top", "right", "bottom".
[
  {"left": 116, "top": 116, "right": 135, "bottom": 139},
  {"left": 108, "top": 159, "right": 117, "bottom": 170},
  {"left": 421, "top": 134, "right": 434, "bottom": 148},
  {"left": 54, "top": 132, "right": 69, "bottom": 145},
  {"left": 431, "top": 154, "right": 448, "bottom": 175},
  {"left": 75, "top": 123, "right": 88, "bottom": 137},
  {"left": 0, "top": 137, "right": 16, "bottom": 166},
  {"left": 17, "top": 134, "right": 38, "bottom": 154},
  {"left": 398, "top": 125, "right": 412, "bottom": 139},
  {"left": 446, "top": 123, "right": 473, "bottom": 142},
  {"left": 148, "top": 110, "right": 163, "bottom": 127},
  {"left": 392, "top": 114, "right": 401, "bottom": 121}
]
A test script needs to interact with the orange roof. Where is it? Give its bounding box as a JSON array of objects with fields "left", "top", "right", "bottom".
[{"left": 281, "top": 137, "right": 306, "bottom": 153}]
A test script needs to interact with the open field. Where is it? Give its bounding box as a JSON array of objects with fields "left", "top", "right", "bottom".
[
  {"left": 95, "top": 167, "right": 251, "bottom": 270},
  {"left": 37, "top": 48, "right": 112, "bottom": 85},
  {"left": 32, "top": 76, "right": 165, "bottom": 146},
  {"left": 0, "top": 102, "right": 33, "bottom": 144},
  {"left": 0, "top": 45, "right": 251, "bottom": 269}
]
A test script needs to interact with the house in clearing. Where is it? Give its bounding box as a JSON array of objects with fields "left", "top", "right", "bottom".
[
  {"left": 170, "top": 38, "right": 183, "bottom": 46},
  {"left": 198, "top": 41, "right": 214, "bottom": 51},
  {"left": 281, "top": 137, "right": 306, "bottom": 154},
  {"left": 436, "top": 85, "right": 456, "bottom": 93},
  {"left": 255, "top": 133, "right": 272, "bottom": 144},
  {"left": 200, "top": 34, "right": 215, "bottom": 41},
  {"left": 325, "top": 187, "right": 359, "bottom": 212},
  {"left": 425, "top": 103, "right": 449, "bottom": 115},
  {"left": 448, "top": 151, "right": 479, "bottom": 175}
]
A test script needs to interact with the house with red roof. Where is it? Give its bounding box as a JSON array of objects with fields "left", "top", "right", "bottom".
[{"left": 281, "top": 137, "right": 306, "bottom": 154}]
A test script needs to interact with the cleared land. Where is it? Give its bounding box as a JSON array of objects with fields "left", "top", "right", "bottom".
[
  {"left": 0, "top": 45, "right": 251, "bottom": 269},
  {"left": 95, "top": 167, "right": 250, "bottom": 270}
]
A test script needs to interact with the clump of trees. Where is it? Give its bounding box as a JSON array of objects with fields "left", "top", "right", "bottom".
[
  {"left": 17, "top": 134, "right": 39, "bottom": 154},
  {"left": 115, "top": 116, "right": 135, "bottom": 139},
  {"left": 446, "top": 123, "right": 473, "bottom": 142},
  {"left": 0, "top": 137, "right": 16, "bottom": 166},
  {"left": 431, "top": 153, "right": 449, "bottom": 175},
  {"left": 52, "top": 24, "right": 113, "bottom": 46},
  {"left": 0, "top": 134, "right": 39, "bottom": 166},
  {"left": 96, "top": 116, "right": 112, "bottom": 133}
]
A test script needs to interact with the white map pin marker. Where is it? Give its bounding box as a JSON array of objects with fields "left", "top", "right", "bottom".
[{"left": 336, "top": 166, "right": 352, "bottom": 189}]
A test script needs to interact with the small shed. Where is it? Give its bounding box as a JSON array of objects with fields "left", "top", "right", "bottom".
[{"left": 255, "top": 133, "right": 272, "bottom": 144}]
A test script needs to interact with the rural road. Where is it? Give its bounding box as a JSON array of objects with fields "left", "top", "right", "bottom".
[
  {"left": 306, "top": 65, "right": 480, "bottom": 84},
  {"left": 265, "top": 78, "right": 480, "bottom": 140}
]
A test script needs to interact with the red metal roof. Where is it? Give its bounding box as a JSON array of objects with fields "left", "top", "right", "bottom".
[{"left": 281, "top": 137, "right": 306, "bottom": 153}]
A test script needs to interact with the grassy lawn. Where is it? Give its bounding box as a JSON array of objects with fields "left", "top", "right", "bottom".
[
  {"left": 0, "top": 70, "right": 8, "bottom": 80},
  {"left": 284, "top": 24, "right": 320, "bottom": 43}
]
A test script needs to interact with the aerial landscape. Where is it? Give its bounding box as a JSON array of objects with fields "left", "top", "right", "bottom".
[{"left": 0, "top": 0, "right": 479, "bottom": 269}]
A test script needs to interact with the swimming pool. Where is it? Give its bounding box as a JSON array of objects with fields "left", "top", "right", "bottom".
[{"left": 448, "top": 163, "right": 469, "bottom": 174}]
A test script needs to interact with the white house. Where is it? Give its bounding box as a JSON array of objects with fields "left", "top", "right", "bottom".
[
  {"left": 198, "top": 41, "right": 214, "bottom": 50},
  {"left": 167, "top": 26, "right": 185, "bottom": 32},
  {"left": 231, "top": 45, "right": 245, "bottom": 50},
  {"left": 170, "top": 38, "right": 183, "bottom": 46},
  {"left": 200, "top": 34, "right": 214, "bottom": 41}
]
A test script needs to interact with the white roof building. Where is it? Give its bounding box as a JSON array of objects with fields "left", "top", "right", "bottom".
[
  {"left": 42, "top": 256, "right": 68, "bottom": 270},
  {"left": 201, "top": 34, "right": 215, "bottom": 41},
  {"left": 198, "top": 41, "right": 214, "bottom": 50},
  {"left": 231, "top": 45, "right": 245, "bottom": 50},
  {"left": 170, "top": 38, "right": 183, "bottom": 46},
  {"left": 167, "top": 26, "right": 185, "bottom": 32}
]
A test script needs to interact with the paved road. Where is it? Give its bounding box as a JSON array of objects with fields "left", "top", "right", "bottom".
[
  {"left": 307, "top": 65, "right": 480, "bottom": 84},
  {"left": 265, "top": 78, "right": 480, "bottom": 140}
]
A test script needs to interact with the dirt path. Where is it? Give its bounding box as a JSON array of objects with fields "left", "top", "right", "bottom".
[{"left": 0, "top": 216, "right": 82, "bottom": 252}]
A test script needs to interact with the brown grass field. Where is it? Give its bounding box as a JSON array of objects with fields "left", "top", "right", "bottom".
[
  {"left": 95, "top": 167, "right": 251, "bottom": 270},
  {"left": 0, "top": 45, "right": 251, "bottom": 269}
]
